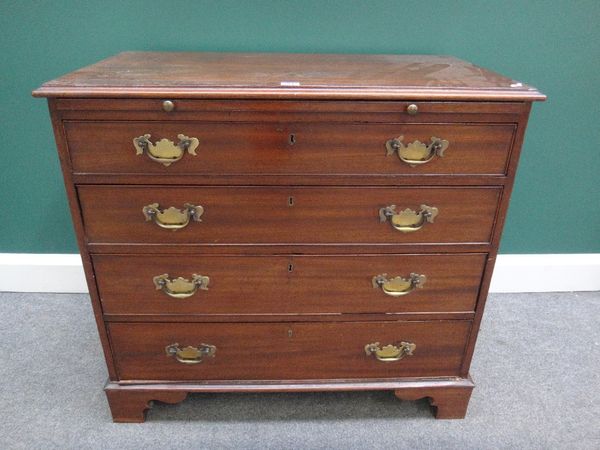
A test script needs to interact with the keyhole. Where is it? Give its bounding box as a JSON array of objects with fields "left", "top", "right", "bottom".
[
  {"left": 288, "top": 329, "right": 293, "bottom": 338},
  {"left": 289, "top": 133, "right": 296, "bottom": 145},
  {"left": 288, "top": 196, "right": 294, "bottom": 206},
  {"left": 288, "top": 263, "right": 294, "bottom": 272}
]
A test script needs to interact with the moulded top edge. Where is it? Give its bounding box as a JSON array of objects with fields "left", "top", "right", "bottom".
[{"left": 32, "top": 52, "right": 546, "bottom": 101}]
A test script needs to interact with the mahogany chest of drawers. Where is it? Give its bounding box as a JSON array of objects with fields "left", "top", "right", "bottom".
[{"left": 34, "top": 52, "right": 544, "bottom": 422}]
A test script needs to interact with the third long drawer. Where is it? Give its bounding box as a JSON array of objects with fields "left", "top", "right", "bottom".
[{"left": 94, "top": 253, "right": 486, "bottom": 315}]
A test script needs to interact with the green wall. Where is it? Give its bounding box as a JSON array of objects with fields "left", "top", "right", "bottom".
[{"left": 1, "top": 0, "right": 598, "bottom": 254}]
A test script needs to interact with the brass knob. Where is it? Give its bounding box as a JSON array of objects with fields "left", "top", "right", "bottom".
[
  {"left": 162, "top": 100, "right": 175, "bottom": 112},
  {"left": 406, "top": 103, "right": 418, "bottom": 115}
]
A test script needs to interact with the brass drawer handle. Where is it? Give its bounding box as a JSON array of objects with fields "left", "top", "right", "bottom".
[
  {"left": 365, "top": 342, "right": 416, "bottom": 362},
  {"left": 143, "top": 203, "right": 204, "bottom": 230},
  {"left": 379, "top": 204, "right": 438, "bottom": 233},
  {"left": 153, "top": 274, "right": 210, "bottom": 299},
  {"left": 133, "top": 134, "right": 199, "bottom": 166},
  {"left": 372, "top": 273, "right": 426, "bottom": 297},
  {"left": 385, "top": 136, "right": 449, "bottom": 167},
  {"left": 165, "top": 343, "right": 216, "bottom": 364}
]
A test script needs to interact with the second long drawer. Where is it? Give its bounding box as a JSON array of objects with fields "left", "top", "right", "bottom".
[
  {"left": 94, "top": 253, "right": 486, "bottom": 315},
  {"left": 78, "top": 186, "right": 501, "bottom": 245}
]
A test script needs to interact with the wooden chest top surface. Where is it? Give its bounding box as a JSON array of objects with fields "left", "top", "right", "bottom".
[{"left": 33, "top": 52, "right": 544, "bottom": 101}]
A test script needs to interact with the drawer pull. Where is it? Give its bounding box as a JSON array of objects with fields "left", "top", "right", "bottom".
[
  {"left": 143, "top": 203, "right": 204, "bottom": 230},
  {"left": 165, "top": 343, "right": 216, "bottom": 364},
  {"left": 153, "top": 274, "right": 210, "bottom": 299},
  {"left": 133, "top": 134, "right": 199, "bottom": 166},
  {"left": 365, "top": 342, "right": 416, "bottom": 362},
  {"left": 372, "top": 273, "right": 426, "bottom": 296},
  {"left": 385, "top": 136, "right": 449, "bottom": 167},
  {"left": 379, "top": 204, "right": 438, "bottom": 233},
  {"left": 406, "top": 103, "right": 419, "bottom": 115},
  {"left": 162, "top": 100, "right": 175, "bottom": 112}
]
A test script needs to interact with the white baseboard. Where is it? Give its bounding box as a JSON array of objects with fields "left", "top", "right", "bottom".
[
  {"left": 0, "top": 254, "right": 88, "bottom": 293},
  {"left": 0, "top": 253, "right": 599, "bottom": 294},
  {"left": 488, "top": 254, "right": 600, "bottom": 293}
]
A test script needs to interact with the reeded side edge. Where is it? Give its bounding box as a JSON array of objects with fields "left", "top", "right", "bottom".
[
  {"left": 47, "top": 99, "right": 119, "bottom": 380},
  {"left": 32, "top": 86, "right": 546, "bottom": 101}
]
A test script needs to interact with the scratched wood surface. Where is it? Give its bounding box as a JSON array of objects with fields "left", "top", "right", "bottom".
[{"left": 33, "top": 52, "right": 545, "bottom": 100}]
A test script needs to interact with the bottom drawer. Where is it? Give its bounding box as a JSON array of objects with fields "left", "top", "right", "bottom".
[{"left": 109, "top": 321, "right": 471, "bottom": 381}]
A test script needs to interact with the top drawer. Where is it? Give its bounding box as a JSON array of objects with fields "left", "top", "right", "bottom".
[{"left": 64, "top": 121, "right": 515, "bottom": 176}]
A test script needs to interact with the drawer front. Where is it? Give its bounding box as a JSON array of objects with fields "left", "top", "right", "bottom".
[
  {"left": 109, "top": 320, "right": 471, "bottom": 381},
  {"left": 65, "top": 121, "right": 515, "bottom": 176},
  {"left": 78, "top": 186, "right": 500, "bottom": 245},
  {"left": 94, "top": 253, "right": 486, "bottom": 315}
]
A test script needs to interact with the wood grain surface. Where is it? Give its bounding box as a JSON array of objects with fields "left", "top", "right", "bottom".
[
  {"left": 33, "top": 52, "right": 545, "bottom": 101},
  {"left": 78, "top": 186, "right": 501, "bottom": 245},
  {"left": 65, "top": 121, "right": 515, "bottom": 176},
  {"left": 108, "top": 320, "right": 471, "bottom": 381},
  {"left": 93, "top": 253, "right": 486, "bottom": 315}
]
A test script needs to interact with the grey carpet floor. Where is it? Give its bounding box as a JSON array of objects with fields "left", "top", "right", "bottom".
[{"left": 0, "top": 291, "right": 598, "bottom": 450}]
